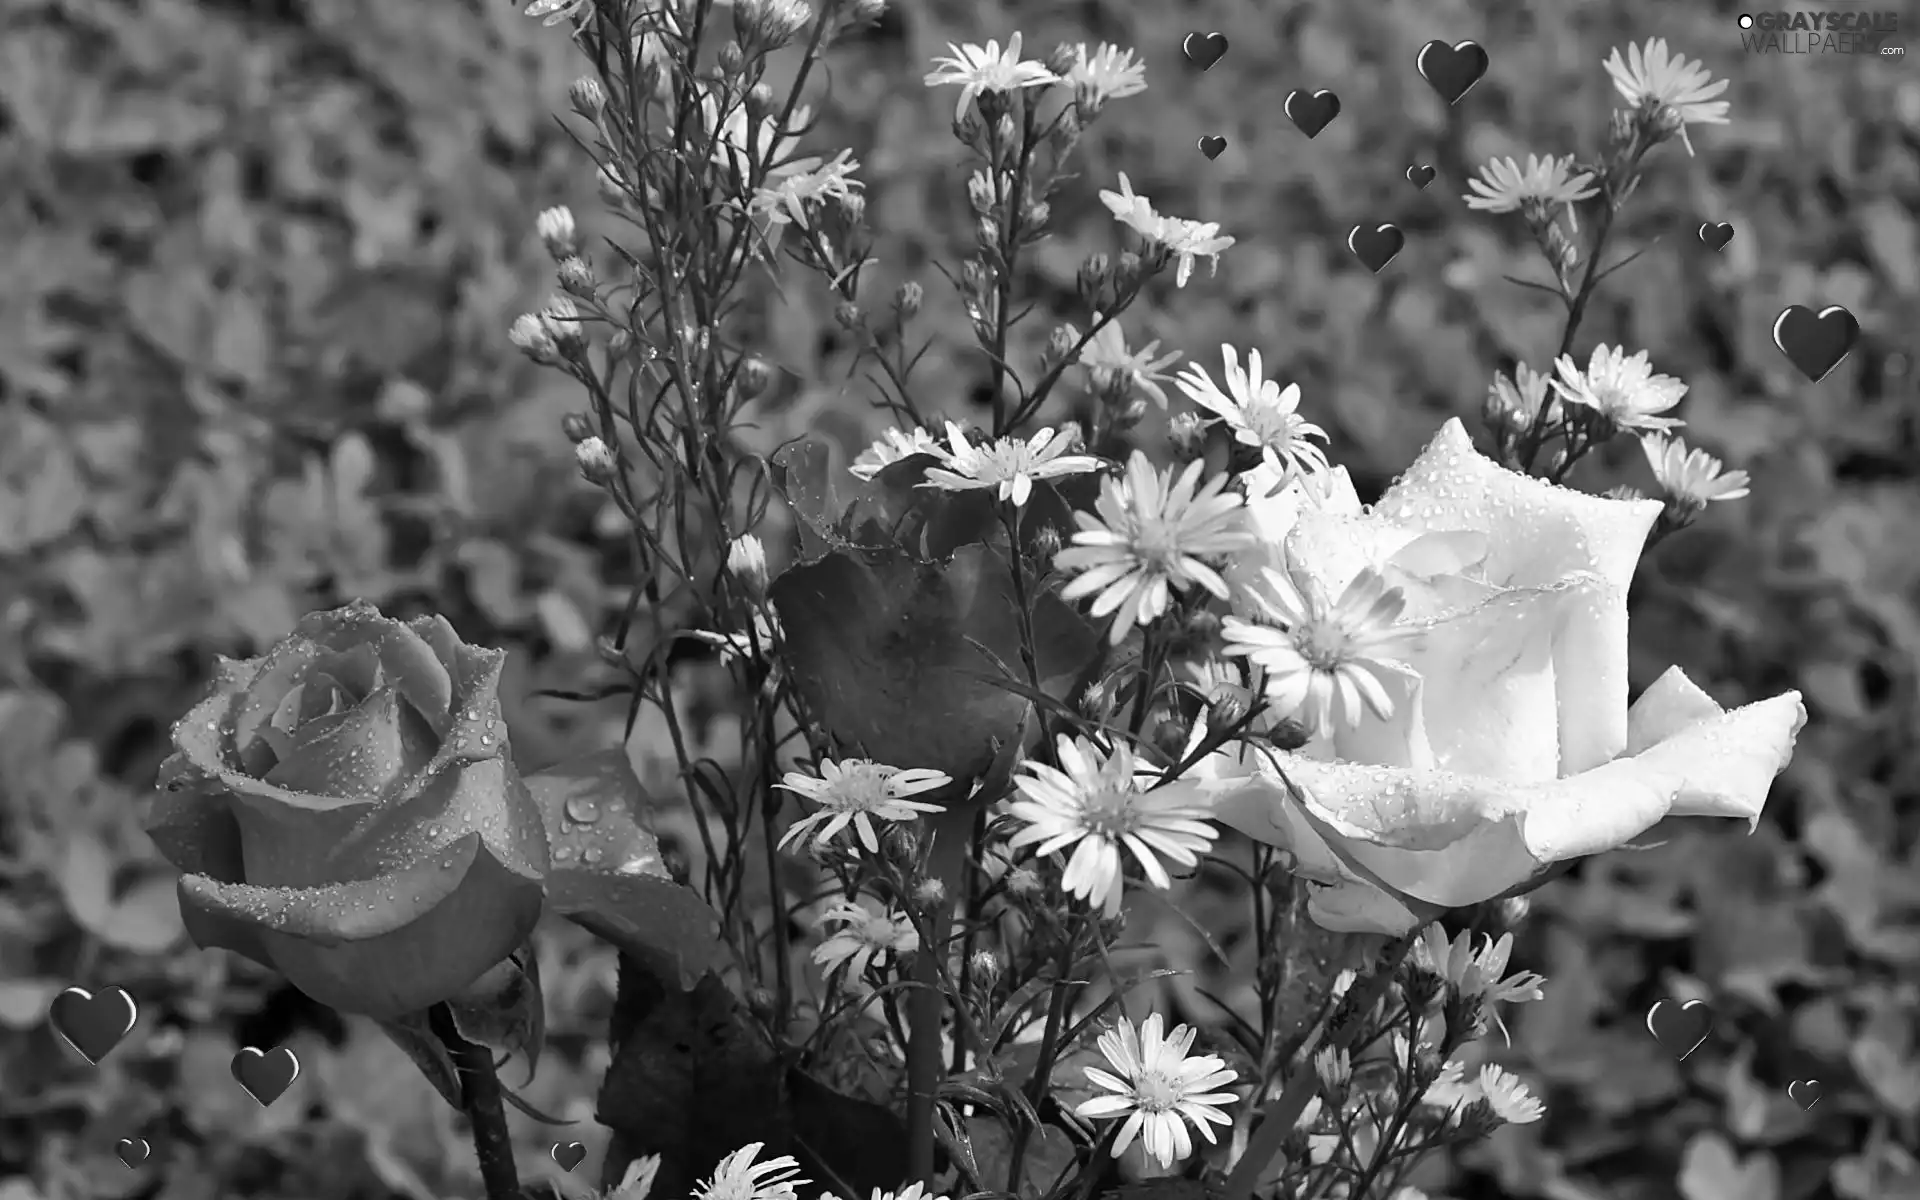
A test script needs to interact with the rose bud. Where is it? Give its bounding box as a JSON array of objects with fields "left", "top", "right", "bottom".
[{"left": 143, "top": 601, "right": 551, "bottom": 1019}]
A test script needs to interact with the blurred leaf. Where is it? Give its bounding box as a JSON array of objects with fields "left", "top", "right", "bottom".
[
  {"left": 1678, "top": 1133, "right": 1780, "bottom": 1200},
  {"left": 769, "top": 544, "right": 1099, "bottom": 788},
  {"left": 56, "top": 833, "right": 116, "bottom": 933},
  {"left": 786, "top": 1068, "right": 911, "bottom": 1199},
  {"left": 96, "top": 873, "right": 187, "bottom": 953}
]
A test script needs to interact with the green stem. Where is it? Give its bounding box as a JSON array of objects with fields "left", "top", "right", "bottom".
[{"left": 432, "top": 1004, "right": 522, "bottom": 1200}]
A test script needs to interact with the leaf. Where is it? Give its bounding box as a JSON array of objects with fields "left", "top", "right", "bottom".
[
  {"left": 768, "top": 544, "right": 1099, "bottom": 788},
  {"left": 785, "top": 1068, "right": 912, "bottom": 1199},
  {"left": 56, "top": 832, "right": 116, "bottom": 934},
  {"left": 375, "top": 1010, "right": 467, "bottom": 1113},
  {"left": 446, "top": 944, "right": 547, "bottom": 1081},
  {"left": 529, "top": 751, "right": 730, "bottom": 986},
  {"left": 98, "top": 873, "right": 186, "bottom": 953},
  {"left": 595, "top": 969, "right": 789, "bottom": 1197},
  {"left": 1678, "top": 1133, "right": 1780, "bottom": 1200},
  {"left": 965, "top": 1118, "right": 1077, "bottom": 1197}
]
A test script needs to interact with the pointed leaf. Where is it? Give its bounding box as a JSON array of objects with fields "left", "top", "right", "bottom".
[
  {"left": 446, "top": 944, "right": 546, "bottom": 1081},
  {"left": 786, "top": 1068, "right": 912, "bottom": 1199},
  {"left": 374, "top": 1010, "right": 466, "bottom": 1113},
  {"left": 528, "top": 752, "right": 731, "bottom": 986},
  {"left": 768, "top": 545, "right": 1099, "bottom": 787}
]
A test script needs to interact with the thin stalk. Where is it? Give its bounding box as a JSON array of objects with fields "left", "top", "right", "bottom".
[{"left": 432, "top": 1004, "right": 522, "bottom": 1200}]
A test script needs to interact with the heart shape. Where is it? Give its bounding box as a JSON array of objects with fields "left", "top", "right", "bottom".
[
  {"left": 1697, "top": 221, "right": 1735, "bottom": 251},
  {"left": 1182, "top": 32, "right": 1229, "bottom": 71},
  {"left": 1771, "top": 304, "right": 1859, "bottom": 383},
  {"left": 230, "top": 1045, "right": 301, "bottom": 1108},
  {"left": 115, "top": 1137, "right": 150, "bottom": 1169},
  {"left": 1406, "top": 164, "right": 1435, "bottom": 190},
  {"left": 1416, "top": 39, "right": 1490, "bottom": 105},
  {"left": 1347, "top": 223, "right": 1405, "bottom": 274},
  {"left": 552, "top": 1142, "right": 588, "bottom": 1172},
  {"left": 48, "top": 985, "right": 139, "bottom": 1065},
  {"left": 1787, "top": 1079, "right": 1822, "bottom": 1110},
  {"left": 1284, "top": 89, "right": 1341, "bottom": 138},
  {"left": 1198, "top": 135, "right": 1227, "bottom": 161},
  {"left": 1645, "top": 998, "right": 1715, "bottom": 1061}
]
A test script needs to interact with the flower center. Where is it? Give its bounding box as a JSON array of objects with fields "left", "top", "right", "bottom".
[
  {"left": 1132, "top": 1069, "right": 1182, "bottom": 1113},
  {"left": 834, "top": 769, "right": 893, "bottom": 812},
  {"left": 1078, "top": 786, "right": 1141, "bottom": 840},
  {"left": 1290, "top": 617, "right": 1353, "bottom": 672},
  {"left": 1129, "top": 517, "right": 1185, "bottom": 573}
]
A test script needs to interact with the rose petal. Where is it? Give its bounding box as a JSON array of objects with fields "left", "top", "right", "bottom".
[
  {"left": 1626, "top": 666, "right": 1727, "bottom": 756},
  {"left": 231, "top": 637, "right": 328, "bottom": 775},
  {"left": 178, "top": 832, "right": 545, "bottom": 1018},
  {"left": 1227, "top": 466, "right": 1362, "bottom": 595},
  {"left": 1369, "top": 418, "right": 1663, "bottom": 772},
  {"left": 333, "top": 756, "right": 550, "bottom": 885},
  {"left": 428, "top": 645, "right": 513, "bottom": 769},
  {"left": 262, "top": 687, "right": 423, "bottom": 804},
  {"left": 1255, "top": 685, "right": 1804, "bottom": 914},
  {"left": 309, "top": 643, "right": 382, "bottom": 703},
  {"left": 145, "top": 751, "right": 247, "bottom": 883},
  {"left": 292, "top": 608, "right": 457, "bottom": 739}
]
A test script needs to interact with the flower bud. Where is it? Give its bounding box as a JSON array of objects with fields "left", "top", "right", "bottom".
[
  {"left": 1045, "top": 42, "right": 1079, "bottom": 76},
  {"left": 912, "top": 876, "right": 947, "bottom": 908},
  {"left": 1077, "top": 678, "right": 1116, "bottom": 722},
  {"left": 717, "top": 40, "right": 746, "bottom": 75},
  {"left": 536, "top": 205, "right": 577, "bottom": 260},
  {"left": 736, "top": 354, "right": 773, "bottom": 399},
  {"left": 561, "top": 412, "right": 596, "bottom": 444},
  {"left": 569, "top": 76, "right": 606, "bottom": 120},
  {"left": 847, "top": 0, "right": 885, "bottom": 21},
  {"left": 557, "top": 255, "right": 596, "bottom": 298},
  {"left": 892, "top": 280, "right": 923, "bottom": 320},
  {"left": 882, "top": 821, "right": 918, "bottom": 861},
  {"left": 833, "top": 300, "right": 863, "bottom": 330},
  {"left": 608, "top": 329, "right": 634, "bottom": 361},
  {"left": 975, "top": 214, "right": 1000, "bottom": 251},
  {"left": 746, "top": 83, "right": 777, "bottom": 119},
  {"left": 967, "top": 949, "right": 1001, "bottom": 990},
  {"left": 509, "top": 312, "right": 560, "bottom": 364},
  {"left": 1205, "top": 684, "right": 1249, "bottom": 730},
  {"left": 1169, "top": 411, "right": 1207, "bottom": 461},
  {"left": 1076, "top": 253, "right": 1110, "bottom": 305},
  {"left": 1113, "top": 251, "right": 1142, "bottom": 290},
  {"left": 833, "top": 190, "right": 867, "bottom": 229},
  {"left": 726, "top": 534, "right": 770, "bottom": 600},
  {"left": 1498, "top": 895, "right": 1531, "bottom": 930},
  {"left": 1004, "top": 866, "right": 1041, "bottom": 898},
  {"left": 541, "top": 294, "right": 586, "bottom": 355},
  {"left": 596, "top": 165, "right": 629, "bottom": 208},
  {"left": 1028, "top": 523, "right": 1062, "bottom": 567},
  {"left": 1314, "top": 1047, "right": 1351, "bottom": 1106},
  {"left": 1023, "top": 200, "right": 1051, "bottom": 229},
  {"left": 575, "top": 436, "right": 618, "bottom": 483},
  {"left": 746, "top": 986, "right": 779, "bottom": 1023},
  {"left": 1046, "top": 323, "right": 1080, "bottom": 367},
  {"left": 1111, "top": 398, "right": 1149, "bottom": 430},
  {"left": 966, "top": 170, "right": 996, "bottom": 216}
]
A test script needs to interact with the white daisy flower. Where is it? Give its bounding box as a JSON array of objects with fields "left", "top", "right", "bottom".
[
  {"left": 1065, "top": 43, "right": 1148, "bottom": 108},
  {"left": 1007, "top": 735, "right": 1219, "bottom": 917},
  {"left": 1069, "top": 315, "right": 1182, "bottom": 408},
  {"left": 776, "top": 759, "right": 950, "bottom": 853},
  {"left": 849, "top": 425, "right": 942, "bottom": 480},
  {"left": 607, "top": 1154, "right": 663, "bottom": 1200},
  {"left": 1474, "top": 1064, "right": 1546, "bottom": 1125},
  {"left": 1418, "top": 1057, "right": 1476, "bottom": 1116},
  {"left": 1054, "top": 452, "right": 1251, "bottom": 645},
  {"left": 1173, "top": 345, "right": 1330, "bottom": 477},
  {"left": 1550, "top": 344, "right": 1688, "bottom": 432},
  {"left": 1413, "top": 925, "right": 1547, "bottom": 1005},
  {"left": 686, "top": 610, "right": 783, "bottom": 662},
  {"left": 525, "top": 0, "right": 592, "bottom": 27},
  {"left": 1222, "top": 566, "right": 1413, "bottom": 736},
  {"left": 702, "top": 91, "right": 819, "bottom": 181},
  {"left": 811, "top": 900, "right": 918, "bottom": 980},
  {"left": 1097, "top": 174, "right": 1235, "bottom": 287},
  {"left": 1485, "top": 362, "right": 1561, "bottom": 432},
  {"left": 869, "top": 1186, "right": 948, "bottom": 1200},
  {"left": 920, "top": 421, "right": 1102, "bottom": 507},
  {"left": 1601, "top": 38, "right": 1730, "bottom": 155},
  {"left": 1074, "top": 1013, "right": 1240, "bottom": 1168},
  {"left": 1462, "top": 154, "right": 1598, "bottom": 214},
  {"left": 691, "top": 1142, "right": 806, "bottom": 1200},
  {"left": 752, "top": 150, "right": 863, "bottom": 226},
  {"left": 923, "top": 32, "right": 1058, "bottom": 124},
  {"left": 1641, "top": 433, "right": 1751, "bottom": 507}
]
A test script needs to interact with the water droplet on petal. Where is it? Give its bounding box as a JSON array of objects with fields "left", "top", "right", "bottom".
[
  {"left": 564, "top": 797, "right": 601, "bottom": 824},
  {"left": 582, "top": 847, "right": 604, "bottom": 865}
]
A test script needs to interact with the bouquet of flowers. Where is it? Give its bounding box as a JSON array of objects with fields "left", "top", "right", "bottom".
[{"left": 141, "top": 3, "right": 1805, "bottom": 1198}]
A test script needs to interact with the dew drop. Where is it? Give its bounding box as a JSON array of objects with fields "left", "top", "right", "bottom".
[
  {"left": 564, "top": 797, "right": 601, "bottom": 825},
  {"left": 582, "top": 847, "right": 604, "bottom": 865}
]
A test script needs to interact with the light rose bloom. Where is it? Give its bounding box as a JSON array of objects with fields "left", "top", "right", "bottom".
[{"left": 1168, "top": 419, "right": 1806, "bottom": 934}]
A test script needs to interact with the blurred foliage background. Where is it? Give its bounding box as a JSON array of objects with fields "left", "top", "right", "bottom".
[{"left": 1, "top": 0, "right": 1916, "bottom": 1198}]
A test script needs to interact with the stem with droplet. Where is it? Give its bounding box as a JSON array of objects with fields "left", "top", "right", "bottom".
[{"left": 432, "top": 1003, "right": 523, "bottom": 1200}]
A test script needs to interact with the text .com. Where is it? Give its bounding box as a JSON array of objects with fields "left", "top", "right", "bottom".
[{"left": 1738, "top": 11, "right": 1907, "bottom": 54}]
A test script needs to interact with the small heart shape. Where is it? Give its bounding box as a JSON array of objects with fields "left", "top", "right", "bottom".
[
  {"left": 552, "top": 1142, "right": 588, "bottom": 1172},
  {"left": 1198, "top": 135, "right": 1227, "bottom": 161},
  {"left": 1698, "top": 221, "right": 1735, "bottom": 251},
  {"left": 1772, "top": 304, "right": 1859, "bottom": 383},
  {"left": 1347, "top": 223, "right": 1405, "bottom": 274},
  {"left": 1416, "top": 39, "right": 1491, "bottom": 105},
  {"left": 1787, "top": 1079, "right": 1822, "bottom": 1110},
  {"left": 230, "top": 1045, "right": 301, "bottom": 1108},
  {"left": 1284, "top": 89, "right": 1341, "bottom": 138},
  {"left": 48, "top": 985, "right": 139, "bottom": 1066},
  {"left": 1182, "top": 32, "right": 1229, "bottom": 71},
  {"left": 115, "top": 1137, "right": 150, "bottom": 1169},
  {"left": 1645, "top": 998, "right": 1715, "bottom": 1061},
  {"left": 1406, "top": 164, "right": 1435, "bottom": 190}
]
